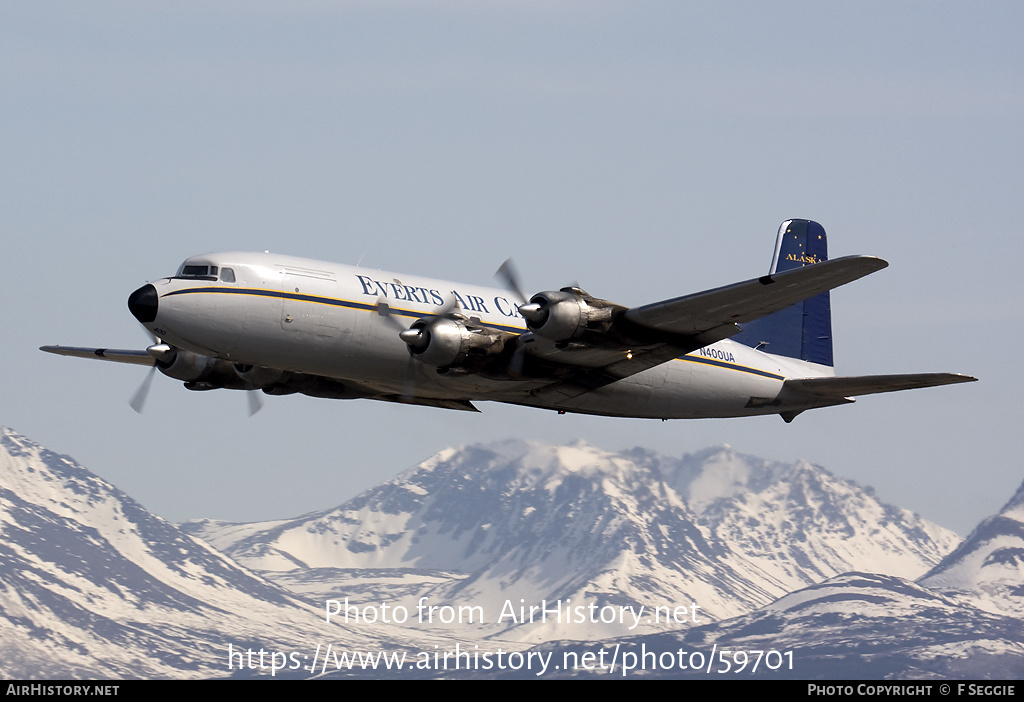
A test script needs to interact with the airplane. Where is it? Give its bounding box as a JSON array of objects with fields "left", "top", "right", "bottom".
[{"left": 41, "top": 219, "right": 975, "bottom": 422}]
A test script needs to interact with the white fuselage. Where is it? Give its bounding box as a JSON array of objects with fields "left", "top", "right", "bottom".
[{"left": 142, "top": 251, "right": 834, "bottom": 419}]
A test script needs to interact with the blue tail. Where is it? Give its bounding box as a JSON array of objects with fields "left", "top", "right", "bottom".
[{"left": 733, "top": 219, "right": 834, "bottom": 367}]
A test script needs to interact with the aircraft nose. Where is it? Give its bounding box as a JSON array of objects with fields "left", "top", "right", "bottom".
[{"left": 128, "top": 284, "right": 158, "bottom": 324}]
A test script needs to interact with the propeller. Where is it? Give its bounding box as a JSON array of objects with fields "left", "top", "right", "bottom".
[
  {"left": 128, "top": 341, "right": 173, "bottom": 414},
  {"left": 398, "top": 326, "right": 428, "bottom": 351},
  {"left": 247, "top": 389, "right": 265, "bottom": 417},
  {"left": 506, "top": 333, "right": 535, "bottom": 378},
  {"left": 495, "top": 259, "right": 545, "bottom": 377},
  {"left": 376, "top": 292, "right": 466, "bottom": 398},
  {"left": 377, "top": 294, "right": 460, "bottom": 334},
  {"left": 375, "top": 298, "right": 407, "bottom": 331},
  {"left": 129, "top": 365, "right": 157, "bottom": 414},
  {"left": 128, "top": 338, "right": 263, "bottom": 416},
  {"left": 375, "top": 296, "right": 432, "bottom": 399},
  {"left": 493, "top": 258, "right": 575, "bottom": 325},
  {"left": 495, "top": 258, "right": 529, "bottom": 305},
  {"left": 494, "top": 259, "right": 595, "bottom": 375}
]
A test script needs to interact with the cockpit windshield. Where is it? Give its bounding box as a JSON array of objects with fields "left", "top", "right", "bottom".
[{"left": 174, "top": 264, "right": 235, "bottom": 282}]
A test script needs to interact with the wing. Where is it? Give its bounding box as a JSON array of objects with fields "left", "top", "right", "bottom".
[
  {"left": 40, "top": 345, "right": 155, "bottom": 367},
  {"left": 519, "top": 256, "right": 889, "bottom": 402},
  {"left": 621, "top": 255, "right": 887, "bottom": 342}
]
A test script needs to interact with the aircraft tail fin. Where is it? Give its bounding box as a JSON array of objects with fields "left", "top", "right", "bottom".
[{"left": 733, "top": 219, "right": 834, "bottom": 366}]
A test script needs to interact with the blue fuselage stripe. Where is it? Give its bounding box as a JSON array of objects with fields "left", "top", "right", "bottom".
[
  {"left": 679, "top": 355, "right": 784, "bottom": 380},
  {"left": 161, "top": 286, "right": 529, "bottom": 334}
]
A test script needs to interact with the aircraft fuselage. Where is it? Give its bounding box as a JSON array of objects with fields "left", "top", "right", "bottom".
[{"left": 132, "top": 251, "right": 832, "bottom": 420}]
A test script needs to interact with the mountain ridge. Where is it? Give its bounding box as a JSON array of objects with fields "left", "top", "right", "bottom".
[
  {"left": 0, "top": 427, "right": 419, "bottom": 678},
  {"left": 919, "top": 477, "right": 1024, "bottom": 619},
  {"left": 183, "top": 438, "right": 960, "bottom": 641},
  {"left": 5, "top": 425, "right": 1019, "bottom": 679}
]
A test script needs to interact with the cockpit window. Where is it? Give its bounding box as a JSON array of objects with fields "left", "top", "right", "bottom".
[
  {"left": 175, "top": 263, "right": 236, "bottom": 282},
  {"left": 175, "top": 264, "right": 220, "bottom": 281}
]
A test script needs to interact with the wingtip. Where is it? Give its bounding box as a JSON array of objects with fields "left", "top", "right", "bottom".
[
  {"left": 854, "top": 254, "right": 888, "bottom": 270},
  {"left": 840, "top": 254, "right": 888, "bottom": 269}
]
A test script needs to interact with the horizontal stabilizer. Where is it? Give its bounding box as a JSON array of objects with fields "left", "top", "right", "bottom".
[
  {"left": 40, "top": 345, "right": 155, "bottom": 367},
  {"left": 784, "top": 373, "right": 977, "bottom": 399}
]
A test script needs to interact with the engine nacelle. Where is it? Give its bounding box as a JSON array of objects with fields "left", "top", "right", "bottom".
[
  {"left": 234, "top": 364, "right": 289, "bottom": 388},
  {"left": 156, "top": 347, "right": 216, "bottom": 381},
  {"left": 521, "top": 290, "right": 614, "bottom": 342},
  {"left": 401, "top": 316, "right": 504, "bottom": 369},
  {"left": 154, "top": 346, "right": 249, "bottom": 390}
]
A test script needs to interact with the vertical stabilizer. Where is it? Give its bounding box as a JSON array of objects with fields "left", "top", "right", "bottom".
[{"left": 733, "top": 219, "right": 834, "bottom": 366}]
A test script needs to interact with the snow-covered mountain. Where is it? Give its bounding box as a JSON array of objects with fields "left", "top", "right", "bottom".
[
  {"left": 527, "top": 572, "right": 1024, "bottom": 679},
  {"left": 8, "top": 425, "right": 1017, "bottom": 680},
  {"left": 920, "top": 478, "right": 1024, "bottom": 618},
  {"left": 629, "top": 445, "right": 957, "bottom": 584},
  {"left": 0, "top": 427, "right": 414, "bottom": 678},
  {"left": 184, "top": 440, "right": 960, "bottom": 642}
]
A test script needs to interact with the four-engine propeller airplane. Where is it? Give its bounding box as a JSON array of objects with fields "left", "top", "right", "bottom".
[{"left": 42, "top": 219, "right": 975, "bottom": 422}]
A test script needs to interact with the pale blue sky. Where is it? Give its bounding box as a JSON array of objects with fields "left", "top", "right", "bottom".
[{"left": 3, "top": 2, "right": 1019, "bottom": 535}]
